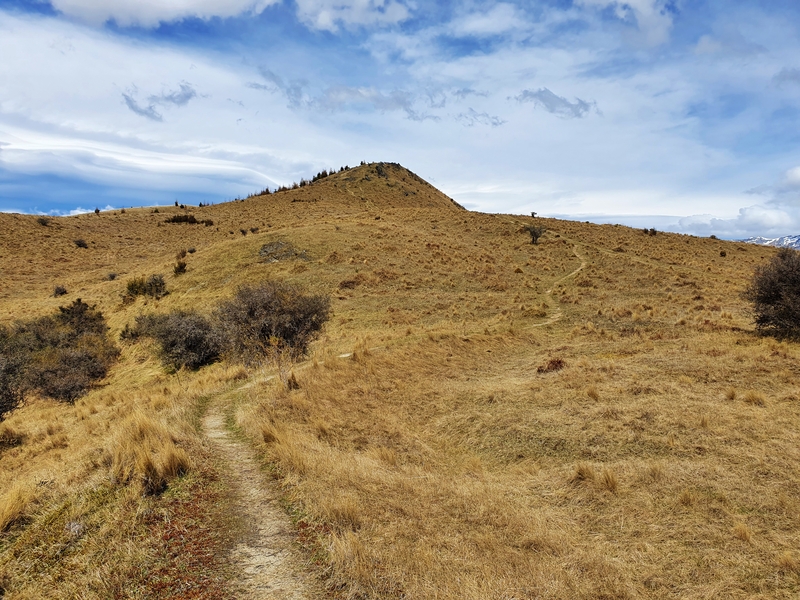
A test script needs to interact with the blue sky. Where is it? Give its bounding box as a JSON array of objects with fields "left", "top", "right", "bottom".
[{"left": 1, "top": 0, "right": 800, "bottom": 238}]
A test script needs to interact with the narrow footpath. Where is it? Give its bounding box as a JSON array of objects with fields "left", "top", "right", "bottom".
[{"left": 202, "top": 398, "right": 321, "bottom": 599}]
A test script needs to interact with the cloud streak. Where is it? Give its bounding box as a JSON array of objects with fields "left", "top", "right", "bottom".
[{"left": 514, "top": 88, "right": 597, "bottom": 119}]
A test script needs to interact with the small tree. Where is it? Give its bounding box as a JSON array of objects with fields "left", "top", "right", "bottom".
[
  {"left": 524, "top": 223, "right": 546, "bottom": 245},
  {"left": 744, "top": 248, "right": 800, "bottom": 338}
]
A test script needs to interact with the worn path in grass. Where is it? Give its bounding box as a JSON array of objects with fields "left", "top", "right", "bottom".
[{"left": 202, "top": 393, "right": 320, "bottom": 599}]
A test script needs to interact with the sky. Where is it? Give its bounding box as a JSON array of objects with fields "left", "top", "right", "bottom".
[{"left": 1, "top": 1, "right": 800, "bottom": 239}]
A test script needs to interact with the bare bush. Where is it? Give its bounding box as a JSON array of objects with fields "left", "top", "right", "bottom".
[
  {"left": 123, "top": 311, "right": 221, "bottom": 371},
  {"left": 743, "top": 248, "right": 800, "bottom": 338},
  {"left": 523, "top": 223, "right": 546, "bottom": 245},
  {"left": 0, "top": 300, "right": 118, "bottom": 413},
  {"left": 216, "top": 281, "right": 330, "bottom": 363}
]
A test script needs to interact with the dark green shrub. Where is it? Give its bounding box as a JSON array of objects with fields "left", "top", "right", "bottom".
[
  {"left": 125, "top": 311, "right": 222, "bottom": 370},
  {"left": 0, "top": 300, "right": 118, "bottom": 414},
  {"left": 37, "top": 216, "right": 50, "bottom": 226},
  {"left": 216, "top": 281, "right": 330, "bottom": 362},
  {"left": 0, "top": 328, "right": 28, "bottom": 419},
  {"left": 74, "top": 239, "right": 88, "bottom": 249},
  {"left": 744, "top": 248, "right": 800, "bottom": 338},
  {"left": 126, "top": 274, "right": 167, "bottom": 299},
  {"left": 164, "top": 214, "right": 198, "bottom": 224},
  {"left": 523, "top": 224, "right": 546, "bottom": 245},
  {"left": 53, "top": 285, "right": 67, "bottom": 297}
]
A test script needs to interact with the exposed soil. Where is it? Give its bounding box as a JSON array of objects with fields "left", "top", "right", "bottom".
[{"left": 202, "top": 402, "right": 322, "bottom": 599}]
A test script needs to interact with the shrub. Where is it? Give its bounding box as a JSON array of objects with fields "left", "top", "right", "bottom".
[
  {"left": 0, "top": 300, "right": 118, "bottom": 413},
  {"left": 176, "top": 249, "right": 187, "bottom": 260},
  {"left": 216, "top": 281, "right": 330, "bottom": 362},
  {"left": 164, "top": 214, "right": 198, "bottom": 224},
  {"left": 124, "top": 312, "right": 221, "bottom": 371},
  {"left": 53, "top": 285, "right": 67, "bottom": 297},
  {"left": 187, "top": 247, "right": 196, "bottom": 254},
  {"left": 743, "top": 248, "right": 800, "bottom": 338},
  {"left": 74, "top": 239, "right": 88, "bottom": 249},
  {"left": 37, "top": 216, "right": 50, "bottom": 226},
  {"left": 523, "top": 224, "right": 546, "bottom": 245},
  {"left": 0, "top": 328, "right": 28, "bottom": 419},
  {"left": 125, "top": 274, "right": 167, "bottom": 299}
]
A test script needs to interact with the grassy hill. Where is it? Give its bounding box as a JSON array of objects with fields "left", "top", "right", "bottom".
[{"left": 1, "top": 162, "right": 799, "bottom": 599}]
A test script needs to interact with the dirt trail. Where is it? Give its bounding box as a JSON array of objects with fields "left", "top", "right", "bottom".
[
  {"left": 202, "top": 400, "right": 321, "bottom": 599},
  {"left": 529, "top": 244, "right": 587, "bottom": 328}
]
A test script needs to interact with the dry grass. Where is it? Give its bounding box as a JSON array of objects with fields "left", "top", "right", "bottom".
[
  {"left": 2, "top": 162, "right": 799, "bottom": 598},
  {"left": 0, "top": 482, "right": 34, "bottom": 532}
]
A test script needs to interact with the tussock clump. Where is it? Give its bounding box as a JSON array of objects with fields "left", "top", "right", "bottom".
[
  {"left": 572, "top": 462, "right": 596, "bottom": 484},
  {"left": 125, "top": 274, "right": 167, "bottom": 299},
  {"left": 538, "top": 357, "right": 566, "bottom": 373},
  {"left": 53, "top": 285, "right": 67, "bottom": 297},
  {"left": 173, "top": 260, "right": 187, "bottom": 276},
  {"left": 110, "top": 412, "right": 191, "bottom": 495},
  {"left": 0, "top": 423, "right": 24, "bottom": 449},
  {"left": 73, "top": 239, "right": 88, "bottom": 249},
  {"left": 743, "top": 390, "right": 766, "bottom": 406},
  {"left": 0, "top": 482, "right": 34, "bottom": 531}
]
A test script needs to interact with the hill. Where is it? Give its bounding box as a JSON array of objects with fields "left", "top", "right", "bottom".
[{"left": 1, "top": 163, "right": 799, "bottom": 599}]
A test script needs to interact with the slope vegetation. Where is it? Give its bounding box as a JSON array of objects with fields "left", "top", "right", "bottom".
[{"left": 1, "top": 163, "right": 799, "bottom": 599}]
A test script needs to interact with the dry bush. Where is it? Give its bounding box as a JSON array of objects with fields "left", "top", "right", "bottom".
[
  {"left": 1, "top": 299, "right": 118, "bottom": 408},
  {"left": 744, "top": 248, "right": 800, "bottom": 338},
  {"left": 216, "top": 281, "right": 330, "bottom": 362},
  {"left": 124, "top": 311, "right": 222, "bottom": 371}
]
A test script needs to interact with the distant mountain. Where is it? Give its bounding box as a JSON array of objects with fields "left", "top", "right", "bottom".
[{"left": 740, "top": 235, "right": 800, "bottom": 249}]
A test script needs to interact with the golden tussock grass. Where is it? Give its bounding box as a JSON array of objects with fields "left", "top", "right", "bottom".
[
  {"left": 0, "top": 482, "right": 35, "bottom": 532},
  {"left": 3, "top": 163, "right": 800, "bottom": 597}
]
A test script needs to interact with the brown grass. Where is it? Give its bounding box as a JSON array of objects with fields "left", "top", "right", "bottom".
[
  {"left": 2, "top": 162, "right": 798, "bottom": 598},
  {"left": 0, "top": 482, "right": 34, "bottom": 532}
]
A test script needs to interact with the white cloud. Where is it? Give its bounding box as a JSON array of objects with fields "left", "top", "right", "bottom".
[
  {"left": 694, "top": 30, "right": 766, "bottom": 56},
  {"left": 294, "top": 0, "right": 412, "bottom": 32},
  {"left": 576, "top": 0, "right": 674, "bottom": 45},
  {"left": 49, "top": 0, "right": 279, "bottom": 27},
  {"left": 448, "top": 3, "right": 527, "bottom": 37}
]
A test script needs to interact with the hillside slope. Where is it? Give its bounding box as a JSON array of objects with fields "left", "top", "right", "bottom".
[{"left": 2, "top": 164, "right": 800, "bottom": 599}]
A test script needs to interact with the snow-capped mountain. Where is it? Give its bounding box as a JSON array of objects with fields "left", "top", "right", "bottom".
[{"left": 740, "top": 235, "right": 800, "bottom": 249}]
